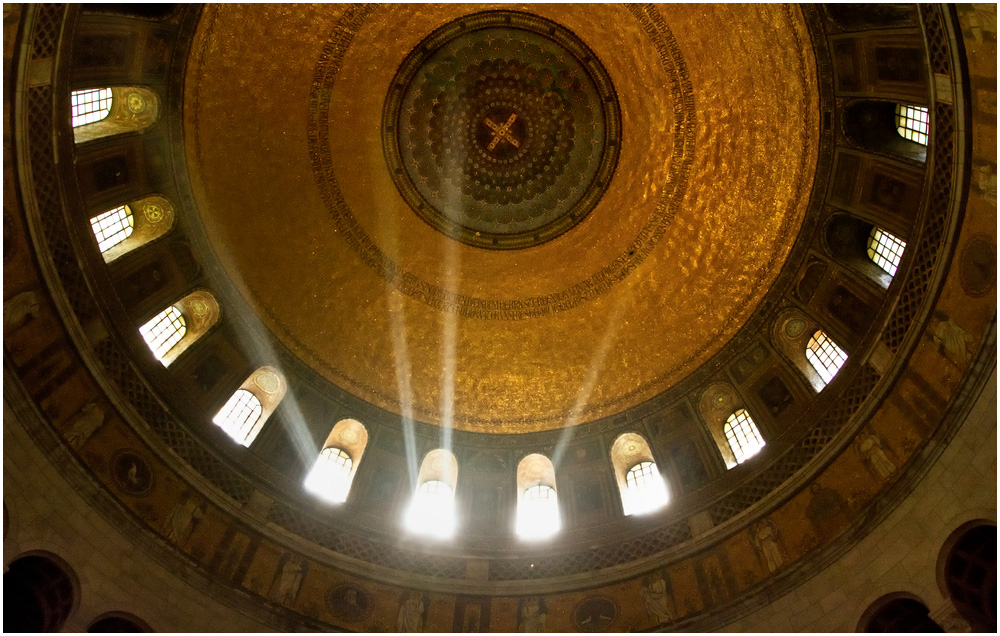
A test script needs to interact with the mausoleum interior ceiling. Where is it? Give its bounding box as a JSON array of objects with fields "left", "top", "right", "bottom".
[{"left": 184, "top": 4, "right": 818, "bottom": 432}]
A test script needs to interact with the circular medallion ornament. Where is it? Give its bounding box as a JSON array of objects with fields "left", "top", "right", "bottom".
[
  {"left": 383, "top": 10, "right": 621, "bottom": 250},
  {"left": 254, "top": 370, "right": 281, "bottom": 394},
  {"left": 784, "top": 318, "right": 807, "bottom": 339},
  {"left": 110, "top": 449, "right": 155, "bottom": 497},
  {"left": 127, "top": 92, "right": 146, "bottom": 114},
  {"left": 572, "top": 596, "right": 618, "bottom": 632},
  {"left": 326, "top": 584, "right": 374, "bottom": 623},
  {"left": 143, "top": 203, "right": 164, "bottom": 223}
]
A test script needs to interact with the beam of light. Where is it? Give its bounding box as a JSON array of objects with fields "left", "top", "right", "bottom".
[
  {"left": 197, "top": 218, "right": 318, "bottom": 470},
  {"left": 387, "top": 289, "right": 419, "bottom": 486},
  {"left": 551, "top": 298, "right": 629, "bottom": 469}
]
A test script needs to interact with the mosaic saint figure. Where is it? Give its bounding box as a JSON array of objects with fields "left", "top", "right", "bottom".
[
  {"left": 641, "top": 573, "right": 673, "bottom": 623},
  {"left": 857, "top": 429, "right": 896, "bottom": 480},
  {"left": 518, "top": 596, "right": 547, "bottom": 632},
  {"left": 396, "top": 591, "right": 427, "bottom": 632},
  {"left": 750, "top": 519, "right": 784, "bottom": 572},
  {"left": 65, "top": 403, "right": 106, "bottom": 449}
]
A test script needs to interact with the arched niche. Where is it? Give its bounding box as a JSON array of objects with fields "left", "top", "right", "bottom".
[
  {"left": 936, "top": 521, "right": 997, "bottom": 632},
  {"left": 72, "top": 86, "right": 160, "bottom": 144},
  {"left": 211, "top": 366, "right": 286, "bottom": 448},
  {"left": 771, "top": 308, "right": 846, "bottom": 393},
  {"left": 91, "top": 194, "right": 176, "bottom": 264},
  {"left": 697, "top": 382, "right": 760, "bottom": 468},
  {"left": 515, "top": 453, "right": 560, "bottom": 539},
  {"left": 843, "top": 99, "right": 927, "bottom": 163},
  {"left": 609, "top": 432, "right": 669, "bottom": 516},
  {"left": 88, "top": 611, "right": 152, "bottom": 632},
  {"left": 857, "top": 593, "right": 944, "bottom": 632},
  {"left": 3, "top": 551, "right": 80, "bottom": 633},
  {"left": 304, "top": 419, "right": 369, "bottom": 504},
  {"left": 139, "top": 289, "right": 220, "bottom": 367},
  {"left": 823, "top": 212, "right": 899, "bottom": 289}
]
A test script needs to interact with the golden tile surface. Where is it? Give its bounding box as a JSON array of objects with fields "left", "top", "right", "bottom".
[{"left": 185, "top": 4, "right": 819, "bottom": 432}]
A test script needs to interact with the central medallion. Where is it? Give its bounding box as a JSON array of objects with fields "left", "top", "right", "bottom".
[{"left": 383, "top": 11, "right": 621, "bottom": 250}]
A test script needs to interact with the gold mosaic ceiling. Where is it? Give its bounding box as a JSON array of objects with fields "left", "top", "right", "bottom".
[{"left": 184, "top": 4, "right": 819, "bottom": 433}]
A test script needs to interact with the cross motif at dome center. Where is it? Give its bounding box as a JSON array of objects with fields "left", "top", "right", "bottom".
[{"left": 483, "top": 113, "right": 521, "bottom": 151}]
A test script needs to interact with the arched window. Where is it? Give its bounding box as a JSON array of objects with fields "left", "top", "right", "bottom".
[
  {"left": 71, "top": 87, "right": 113, "bottom": 127},
  {"left": 72, "top": 86, "right": 160, "bottom": 144},
  {"left": 806, "top": 330, "right": 848, "bottom": 388},
  {"left": 516, "top": 454, "right": 560, "bottom": 539},
  {"left": 860, "top": 595, "right": 944, "bottom": 632},
  {"left": 136, "top": 291, "right": 220, "bottom": 367},
  {"left": 89, "top": 196, "right": 175, "bottom": 263},
  {"left": 213, "top": 389, "right": 262, "bottom": 445},
  {"left": 90, "top": 205, "right": 134, "bottom": 253},
  {"left": 404, "top": 449, "right": 458, "bottom": 538},
  {"left": 3, "top": 553, "right": 78, "bottom": 633},
  {"left": 88, "top": 612, "right": 152, "bottom": 633},
  {"left": 304, "top": 419, "right": 369, "bottom": 504},
  {"left": 139, "top": 305, "right": 186, "bottom": 362},
  {"left": 867, "top": 227, "right": 906, "bottom": 277},
  {"left": 610, "top": 433, "right": 668, "bottom": 516},
  {"left": 724, "top": 409, "right": 766, "bottom": 465},
  {"left": 941, "top": 524, "right": 997, "bottom": 632},
  {"left": 212, "top": 367, "right": 286, "bottom": 447},
  {"left": 895, "top": 104, "right": 929, "bottom": 145}
]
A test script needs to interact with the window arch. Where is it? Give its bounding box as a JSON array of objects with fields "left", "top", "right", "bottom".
[
  {"left": 842, "top": 100, "right": 927, "bottom": 163},
  {"left": 859, "top": 594, "right": 944, "bottom": 632},
  {"left": 404, "top": 449, "right": 458, "bottom": 538},
  {"left": 90, "top": 205, "right": 134, "bottom": 253},
  {"left": 806, "top": 329, "right": 848, "bottom": 388},
  {"left": 940, "top": 523, "right": 997, "bottom": 632},
  {"left": 895, "top": 104, "right": 929, "bottom": 145},
  {"left": 3, "top": 553, "right": 79, "bottom": 633},
  {"left": 89, "top": 195, "right": 175, "bottom": 263},
  {"left": 304, "top": 419, "right": 369, "bottom": 503},
  {"left": 866, "top": 227, "right": 906, "bottom": 277},
  {"left": 610, "top": 433, "right": 669, "bottom": 516},
  {"left": 88, "top": 612, "right": 152, "bottom": 633},
  {"left": 212, "top": 366, "right": 286, "bottom": 447},
  {"left": 72, "top": 86, "right": 160, "bottom": 144},
  {"left": 516, "top": 453, "right": 560, "bottom": 539},
  {"left": 137, "top": 290, "right": 220, "bottom": 367},
  {"left": 724, "top": 409, "right": 766, "bottom": 465},
  {"left": 139, "top": 305, "right": 185, "bottom": 362}
]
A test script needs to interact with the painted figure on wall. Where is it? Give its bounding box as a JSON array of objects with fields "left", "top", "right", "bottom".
[
  {"left": 396, "top": 591, "right": 428, "bottom": 632},
  {"left": 857, "top": 429, "right": 896, "bottom": 481},
  {"left": 65, "top": 403, "right": 107, "bottom": 449},
  {"left": 269, "top": 553, "right": 306, "bottom": 605},
  {"left": 162, "top": 491, "right": 205, "bottom": 543},
  {"left": 641, "top": 573, "right": 673, "bottom": 624},
  {"left": 929, "top": 311, "right": 974, "bottom": 368},
  {"left": 518, "top": 596, "right": 547, "bottom": 632},
  {"left": 750, "top": 518, "right": 784, "bottom": 573}
]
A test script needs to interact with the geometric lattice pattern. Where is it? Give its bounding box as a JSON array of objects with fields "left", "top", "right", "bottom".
[
  {"left": 71, "top": 88, "right": 113, "bottom": 127},
  {"left": 867, "top": 227, "right": 907, "bottom": 277},
  {"left": 304, "top": 447, "right": 354, "bottom": 503},
  {"left": 895, "top": 104, "right": 929, "bottom": 145},
  {"left": 138, "top": 306, "right": 186, "bottom": 363},
  {"left": 724, "top": 409, "right": 766, "bottom": 464},
  {"left": 212, "top": 389, "right": 264, "bottom": 447},
  {"left": 806, "top": 329, "right": 848, "bottom": 387},
  {"left": 89, "top": 205, "right": 134, "bottom": 253}
]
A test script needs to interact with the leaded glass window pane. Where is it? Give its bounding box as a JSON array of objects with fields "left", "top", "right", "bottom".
[
  {"left": 724, "top": 409, "right": 766, "bottom": 465},
  {"left": 895, "top": 104, "right": 929, "bottom": 145},
  {"left": 867, "top": 227, "right": 907, "bottom": 276},
  {"left": 806, "top": 330, "right": 848, "bottom": 387},
  {"left": 304, "top": 447, "right": 354, "bottom": 503},
  {"left": 90, "top": 205, "right": 134, "bottom": 253},
  {"left": 138, "top": 306, "right": 186, "bottom": 363},
  {"left": 71, "top": 88, "right": 113, "bottom": 127},
  {"left": 212, "top": 389, "right": 264, "bottom": 447}
]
